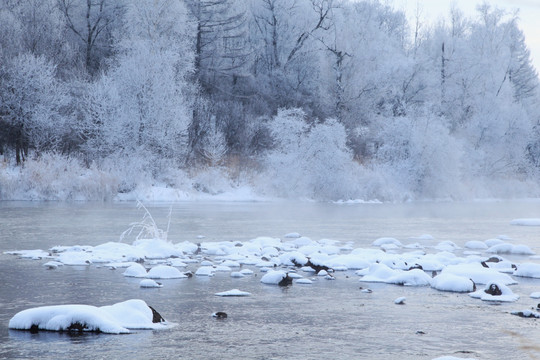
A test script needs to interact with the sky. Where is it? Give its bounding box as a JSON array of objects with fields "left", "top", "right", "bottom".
[{"left": 397, "top": 0, "right": 540, "bottom": 72}]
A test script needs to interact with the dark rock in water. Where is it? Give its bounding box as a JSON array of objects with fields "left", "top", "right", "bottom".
[
  {"left": 293, "top": 257, "right": 332, "bottom": 273},
  {"left": 67, "top": 322, "right": 89, "bottom": 332},
  {"left": 484, "top": 283, "right": 502, "bottom": 296},
  {"left": 407, "top": 264, "right": 423, "bottom": 271},
  {"left": 471, "top": 279, "right": 477, "bottom": 292},
  {"left": 148, "top": 306, "right": 165, "bottom": 323},
  {"left": 291, "top": 258, "right": 307, "bottom": 267},
  {"left": 278, "top": 273, "right": 293, "bottom": 287},
  {"left": 307, "top": 259, "right": 331, "bottom": 274},
  {"left": 511, "top": 310, "right": 540, "bottom": 318},
  {"left": 29, "top": 324, "right": 40, "bottom": 334},
  {"left": 486, "top": 256, "right": 501, "bottom": 263},
  {"left": 212, "top": 312, "right": 227, "bottom": 319},
  {"left": 183, "top": 271, "right": 193, "bottom": 278}
]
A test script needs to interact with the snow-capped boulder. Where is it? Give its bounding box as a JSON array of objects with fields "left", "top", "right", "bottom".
[{"left": 8, "top": 299, "right": 170, "bottom": 334}]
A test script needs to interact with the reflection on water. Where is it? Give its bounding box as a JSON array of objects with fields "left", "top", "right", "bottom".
[{"left": 1, "top": 200, "right": 540, "bottom": 359}]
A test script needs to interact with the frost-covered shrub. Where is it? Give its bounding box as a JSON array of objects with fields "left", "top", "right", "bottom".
[
  {"left": 262, "top": 109, "right": 361, "bottom": 201},
  {"left": 0, "top": 153, "right": 118, "bottom": 200},
  {"left": 374, "top": 115, "right": 463, "bottom": 200},
  {"left": 190, "top": 167, "right": 235, "bottom": 195}
]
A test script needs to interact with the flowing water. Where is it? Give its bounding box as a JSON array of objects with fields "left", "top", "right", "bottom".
[{"left": 1, "top": 200, "right": 540, "bottom": 359}]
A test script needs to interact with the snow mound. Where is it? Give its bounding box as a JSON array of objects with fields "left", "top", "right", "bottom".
[
  {"left": 510, "top": 218, "right": 540, "bottom": 226},
  {"left": 431, "top": 273, "right": 475, "bottom": 293},
  {"left": 147, "top": 265, "right": 187, "bottom": 279},
  {"left": 4, "top": 249, "right": 50, "bottom": 259},
  {"left": 139, "top": 279, "right": 163, "bottom": 288},
  {"left": 215, "top": 289, "right": 251, "bottom": 297},
  {"left": 260, "top": 270, "right": 288, "bottom": 285},
  {"left": 359, "top": 264, "right": 431, "bottom": 286},
  {"left": 469, "top": 282, "right": 519, "bottom": 302},
  {"left": 123, "top": 264, "right": 148, "bottom": 278},
  {"left": 513, "top": 263, "right": 540, "bottom": 278},
  {"left": 487, "top": 243, "right": 535, "bottom": 255},
  {"left": 372, "top": 237, "right": 402, "bottom": 247},
  {"left": 195, "top": 266, "right": 215, "bottom": 276},
  {"left": 9, "top": 299, "right": 171, "bottom": 334},
  {"left": 464, "top": 241, "right": 488, "bottom": 250},
  {"left": 441, "top": 263, "right": 517, "bottom": 285}
]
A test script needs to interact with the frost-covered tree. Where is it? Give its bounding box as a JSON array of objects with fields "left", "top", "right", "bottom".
[
  {"left": 263, "top": 109, "right": 358, "bottom": 200},
  {"left": 57, "top": 0, "right": 124, "bottom": 75},
  {"left": 185, "top": 0, "right": 251, "bottom": 93},
  {"left": 199, "top": 117, "right": 227, "bottom": 167},
  {"left": 79, "top": 0, "right": 195, "bottom": 168},
  {"left": 374, "top": 114, "right": 463, "bottom": 199},
  {"left": 0, "top": 54, "right": 68, "bottom": 164}
]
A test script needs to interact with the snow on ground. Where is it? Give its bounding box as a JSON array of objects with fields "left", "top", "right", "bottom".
[
  {"left": 9, "top": 299, "right": 172, "bottom": 334},
  {"left": 115, "top": 185, "right": 270, "bottom": 202}
]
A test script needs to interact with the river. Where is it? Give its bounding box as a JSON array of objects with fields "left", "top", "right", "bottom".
[{"left": 1, "top": 200, "right": 539, "bottom": 359}]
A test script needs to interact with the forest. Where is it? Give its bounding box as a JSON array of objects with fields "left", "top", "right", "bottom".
[{"left": 0, "top": 0, "right": 539, "bottom": 201}]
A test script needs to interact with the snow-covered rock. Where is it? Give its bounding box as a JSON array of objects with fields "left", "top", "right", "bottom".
[
  {"left": 215, "top": 289, "right": 251, "bottom": 297},
  {"left": 487, "top": 243, "right": 534, "bottom": 255},
  {"left": 260, "top": 270, "right": 288, "bottom": 285},
  {"left": 8, "top": 299, "right": 171, "bottom": 334},
  {"left": 441, "top": 263, "right": 517, "bottom": 285},
  {"left": 469, "top": 282, "right": 519, "bottom": 302},
  {"left": 123, "top": 263, "right": 148, "bottom": 278},
  {"left": 513, "top": 263, "right": 540, "bottom": 278},
  {"left": 147, "top": 265, "right": 187, "bottom": 279},
  {"left": 195, "top": 266, "right": 215, "bottom": 276},
  {"left": 431, "top": 273, "right": 475, "bottom": 293},
  {"left": 464, "top": 241, "right": 488, "bottom": 250},
  {"left": 139, "top": 279, "right": 163, "bottom": 288},
  {"left": 372, "top": 237, "right": 402, "bottom": 247},
  {"left": 510, "top": 218, "right": 540, "bottom": 226}
]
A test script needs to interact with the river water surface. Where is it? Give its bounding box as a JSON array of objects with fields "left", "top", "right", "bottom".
[{"left": 1, "top": 200, "right": 540, "bottom": 359}]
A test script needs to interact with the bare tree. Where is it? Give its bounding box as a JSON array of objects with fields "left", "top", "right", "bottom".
[{"left": 57, "top": 0, "right": 123, "bottom": 75}]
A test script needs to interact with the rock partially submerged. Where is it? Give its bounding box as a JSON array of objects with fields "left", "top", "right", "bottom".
[
  {"left": 469, "top": 282, "right": 519, "bottom": 302},
  {"left": 8, "top": 299, "right": 171, "bottom": 334}
]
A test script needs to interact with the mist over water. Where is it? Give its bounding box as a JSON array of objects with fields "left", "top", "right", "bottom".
[{"left": 1, "top": 200, "right": 540, "bottom": 359}]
